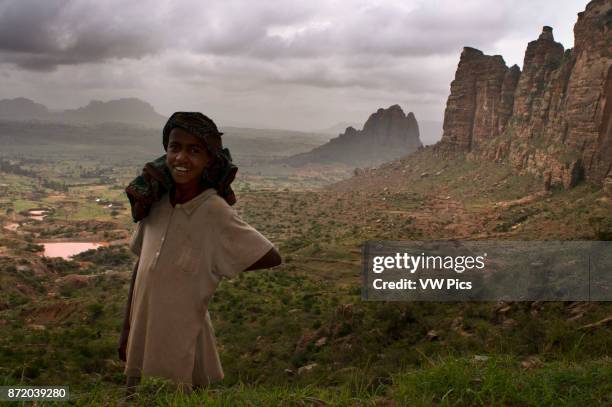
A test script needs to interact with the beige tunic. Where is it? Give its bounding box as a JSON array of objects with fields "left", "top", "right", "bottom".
[{"left": 124, "top": 188, "right": 274, "bottom": 386}]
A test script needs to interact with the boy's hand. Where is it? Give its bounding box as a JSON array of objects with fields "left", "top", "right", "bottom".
[
  {"left": 118, "top": 323, "right": 129, "bottom": 361},
  {"left": 246, "top": 247, "right": 281, "bottom": 271},
  {"left": 119, "top": 258, "right": 139, "bottom": 362}
]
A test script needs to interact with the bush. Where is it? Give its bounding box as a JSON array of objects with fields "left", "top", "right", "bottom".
[
  {"left": 43, "top": 257, "right": 79, "bottom": 274},
  {"left": 73, "top": 245, "right": 133, "bottom": 267},
  {"left": 87, "top": 303, "right": 104, "bottom": 321}
]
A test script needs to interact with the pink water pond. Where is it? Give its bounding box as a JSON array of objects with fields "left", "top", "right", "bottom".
[{"left": 41, "top": 242, "right": 102, "bottom": 259}]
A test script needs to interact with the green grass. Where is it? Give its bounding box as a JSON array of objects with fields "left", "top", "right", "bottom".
[
  {"left": 12, "top": 199, "right": 42, "bottom": 213},
  {"left": 2, "top": 357, "right": 608, "bottom": 406},
  {"left": 392, "top": 356, "right": 612, "bottom": 406}
]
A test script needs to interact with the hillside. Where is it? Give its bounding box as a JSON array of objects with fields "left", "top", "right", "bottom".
[{"left": 0, "top": 147, "right": 610, "bottom": 404}]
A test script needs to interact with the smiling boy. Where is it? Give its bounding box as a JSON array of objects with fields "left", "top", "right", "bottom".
[{"left": 119, "top": 112, "right": 281, "bottom": 395}]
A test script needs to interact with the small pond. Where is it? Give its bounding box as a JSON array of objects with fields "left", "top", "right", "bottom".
[
  {"left": 41, "top": 242, "right": 102, "bottom": 260},
  {"left": 28, "top": 210, "right": 50, "bottom": 221}
]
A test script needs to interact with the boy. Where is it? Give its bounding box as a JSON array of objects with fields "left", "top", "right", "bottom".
[{"left": 119, "top": 112, "right": 281, "bottom": 395}]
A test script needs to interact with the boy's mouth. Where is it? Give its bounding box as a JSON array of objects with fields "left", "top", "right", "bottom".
[{"left": 173, "top": 166, "right": 190, "bottom": 175}]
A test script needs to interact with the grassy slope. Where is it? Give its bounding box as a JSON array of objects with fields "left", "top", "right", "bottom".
[{"left": 0, "top": 147, "right": 610, "bottom": 405}]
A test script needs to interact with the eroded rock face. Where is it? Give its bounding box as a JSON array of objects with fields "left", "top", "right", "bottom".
[
  {"left": 438, "top": 0, "right": 612, "bottom": 188},
  {"left": 511, "top": 28, "right": 564, "bottom": 128},
  {"left": 563, "top": 0, "right": 612, "bottom": 184},
  {"left": 440, "top": 48, "right": 516, "bottom": 153},
  {"left": 286, "top": 104, "right": 422, "bottom": 167},
  {"left": 498, "top": 65, "right": 521, "bottom": 135}
]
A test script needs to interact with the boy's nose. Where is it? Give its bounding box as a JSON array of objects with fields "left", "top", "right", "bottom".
[{"left": 175, "top": 150, "right": 188, "bottom": 162}]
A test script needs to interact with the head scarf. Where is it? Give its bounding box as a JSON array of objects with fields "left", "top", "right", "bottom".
[{"left": 125, "top": 112, "right": 237, "bottom": 222}]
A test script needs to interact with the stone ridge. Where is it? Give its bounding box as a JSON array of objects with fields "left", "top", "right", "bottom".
[
  {"left": 437, "top": 0, "right": 611, "bottom": 188},
  {"left": 286, "top": 105, "right": 422, "bottom": 167}
]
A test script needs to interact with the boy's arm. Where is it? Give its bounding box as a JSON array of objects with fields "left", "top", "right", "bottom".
[
  {"left": 245, "top": 247, "right": 281, "bottom": 271},
  {"left": 118, "top": 257, "right": 139, "bottom": 362},
  {"left": 213, "top": 205, "right": 279, "bottom": 278}
]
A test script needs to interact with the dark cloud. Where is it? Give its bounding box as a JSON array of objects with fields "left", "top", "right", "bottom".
[
  {"left": 0, "top": 1, "right": 62, "bottom": 54},
  {"left": 0, "top": 0, "right": 585, "bottom": 72},
  {"left": 0, "top": 0, "right": 529, "bottom": 71},
  {"left": 0, "top": 0, "right": 159, "bottom": 70}
]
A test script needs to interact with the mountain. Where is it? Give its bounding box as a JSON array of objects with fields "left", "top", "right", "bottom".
[
  {"left": 0, "top": 97, "right": 166, "bottom": 128},
  {"left": 436, "top": 0, "right": 611, "bottom": 188},
  {"left": 57, "top": 98, "right": 166, "bottom": 127},
  {"left": 285, "top": 104, "right": 422, "bottom": 167},
  {"left": 0, "top": 98, "right": 50, "bottom": 120}
]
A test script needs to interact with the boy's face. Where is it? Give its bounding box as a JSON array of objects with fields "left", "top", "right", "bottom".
[{"left": 166, "top": 127, "right": 212, "bottom": 187}]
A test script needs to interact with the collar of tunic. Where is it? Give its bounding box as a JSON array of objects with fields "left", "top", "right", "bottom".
[{"left": 171, "top": 188, "right": 217, "bottom": 216}]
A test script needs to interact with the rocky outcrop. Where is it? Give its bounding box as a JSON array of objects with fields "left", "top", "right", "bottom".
[
  {"left": 498, "top": 65, "right": 521, "bottom": 136},
  {"left": 441, "top": 48, "right": 511, "bottom": 151},
  {"left": 286, "top": 104, "right": 422, "bottom": 167},
  {"left": 437, "top": 0, "right": 612, "bottom": 188}
]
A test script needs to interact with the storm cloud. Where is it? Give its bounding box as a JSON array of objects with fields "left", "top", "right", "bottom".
[
  {"left": 0, "top": 0, "right": 162, "bottom": 70},
  {"left": 0, "top": 0, "right": 587, "bottom": 130},
  {"left": 0, "top": 0, "right": 527, "bottom": 67}
]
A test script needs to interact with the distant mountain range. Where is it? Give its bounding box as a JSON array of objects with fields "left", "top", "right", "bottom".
[
  {"left": 0, "top": 97, "right": 166, "bottom": 128},
  {"left": 0, "top": 98, "right": 50, "bottom": 119},
  {"left": 1, "top": 97, "right": 443, "bottom": 145}
]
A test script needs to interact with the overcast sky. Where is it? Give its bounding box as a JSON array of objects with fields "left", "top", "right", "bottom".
[{"left": 0, "top": 0, "right": 589, "bottom": 131}]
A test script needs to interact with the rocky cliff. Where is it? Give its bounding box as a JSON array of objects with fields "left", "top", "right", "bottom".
[
  {"left": 286, "top": 104, "right": 422, "bottom": 167},
  {"left": 437, "top": 0, "right": 611, "bottom": 188}
]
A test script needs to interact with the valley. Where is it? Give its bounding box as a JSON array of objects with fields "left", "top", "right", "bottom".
[{"left": 0, "top": 146, "right": 610, "bottom": 405}]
